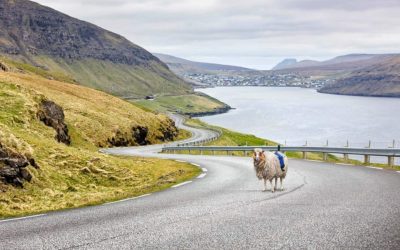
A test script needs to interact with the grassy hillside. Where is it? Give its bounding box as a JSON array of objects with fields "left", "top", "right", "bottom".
[
  {"left": 0, "top": 59, "right": 199, "bottom": 218},
  {"left": 0, "top": 0, "right": 192, "bottom": 98},
  {"left": 29, "top": 56, "right": 192, "bottom": 98},
  {"left": 134, "top": 93, "right": 231, "bottom": 116}
]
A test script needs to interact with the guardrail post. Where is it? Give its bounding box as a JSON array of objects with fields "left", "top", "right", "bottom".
[
  {"left": 344, "top": 154, "right": 349, "bottom": 161},
  {"left": 212, "top": 150, "right": 215, "bottom": 155},
  {"left": 388, "top": 156, "right": 394, "bottom": 168},
  {"left": 323, "top": 153, "right": 328, "bottom": 161},
  {"left": 200, "top": 150, "right": 203, "bottom": 155},
  {"left": 302, "top": 151, "right": 307, "bottom": 159},
  {"left": 364, "top": 155, "right": 370, "bottom": 164}
]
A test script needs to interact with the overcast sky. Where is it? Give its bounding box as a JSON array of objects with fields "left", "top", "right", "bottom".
[{"left": 35, "top": 0, "right": 400, "bottom": 70}]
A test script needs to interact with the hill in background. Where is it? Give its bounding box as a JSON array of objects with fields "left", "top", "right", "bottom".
[
  {"left": 0, "top": 0, "right": 191, "bottom": 98},
  {"left": 272, "top": 58, "right": 298, "bottom": 70},
  {"left": 154, "top": 53, "right": 252, "bottom": 74},
  {"left": 319, "top": 55, "right": 400, "bottom": 97}
]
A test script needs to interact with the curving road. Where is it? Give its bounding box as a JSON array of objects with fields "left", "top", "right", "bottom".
[{"left": 1, "top": 115, "right": 400, "bottom": 249}]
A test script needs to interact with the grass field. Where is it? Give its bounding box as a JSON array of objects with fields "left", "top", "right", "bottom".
[{"left": 0, "top": 59, "right": 199, "bottom": 218}]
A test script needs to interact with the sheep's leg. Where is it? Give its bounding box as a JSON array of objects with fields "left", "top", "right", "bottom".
[
  {"left": 270, "top": 179, "right": 275, "bottom": 193},
  {"left": 280, "top": 177, "right": 284, "bottom": 191},
  {"left": 263, "top": 178, "right": 267, "bottom": 191},
  {"left": 274, "top": 177, "right": 278, "bottom": 191}
]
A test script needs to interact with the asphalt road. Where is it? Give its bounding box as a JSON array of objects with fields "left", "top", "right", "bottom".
[{"left": 1, "top": 115, "right": 400, "bottom": 249}]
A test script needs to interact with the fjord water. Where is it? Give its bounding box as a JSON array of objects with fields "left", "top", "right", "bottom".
[{"left": 198, "top": 87, "right": 400, "bottom": 163}]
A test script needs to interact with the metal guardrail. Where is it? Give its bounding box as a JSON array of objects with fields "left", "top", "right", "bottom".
[
  {"left": 176, "top": 124, "right": 222, "bottom": 147},
  {"left": 162, "top": 145, "right": 400, "bottom": 167}
]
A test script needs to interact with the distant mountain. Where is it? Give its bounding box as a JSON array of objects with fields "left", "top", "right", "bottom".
[
  {"left": 0, "top": 0, "right": 191, "bottom": 98},
  {"left": 154, "top": 53, "right": 253, "bottom": 74},
  {"left": 272, "top": 58, "right": 297, "bottom": 70},
  {"left": 319, "top": 55, "right": 400, "bottom": 97},
  {"left": 273, "top": 54, "right": 392, "bottom": 72}
]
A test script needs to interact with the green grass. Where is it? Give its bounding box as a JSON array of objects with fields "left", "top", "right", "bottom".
[
  {"left": 0, "top": 61, "right": 199, "bottom": 218},
  {"left": 185, "top": 118, "right": 274, "bottom": 146},
  {"left": 134, "top": 92, "right": 229, "bottom": 115}
]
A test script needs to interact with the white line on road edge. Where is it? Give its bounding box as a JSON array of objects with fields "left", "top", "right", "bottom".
[
  {"left": 172, "top": 181, "right": 192, "bottom": 188},
  {"left": 103, "top": 194, "right": 152, "bottom": 205},
  {"left": 0, "top": 214, "right": 45, "bottom": 223},
  {"left": 336, "top": 163, "right": 353, "bottom": 166},
  {"left": 175, "top": 160, "right": 186, "bottom": 163},
  {"left": 191, "top": 163, "right": 200, "bottom": 167},
  {"left": 202, "top": 168, "right": 208, "bottom": 172},
  {"left": 366, "top": 166, "right": 383, "bottom": 170},
  {"left": 197, "top": 173, "right": 207, "bottom": 179},
  {"left": 307, "top": 160, "right": 324, "bottom": 163},
  {"left": 397, "top": 171, "right": 400, "bottom": 174}
]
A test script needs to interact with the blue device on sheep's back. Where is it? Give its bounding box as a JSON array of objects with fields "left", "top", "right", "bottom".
[{"left": 274, "top": 145, "right": 285, "bottom": 171}]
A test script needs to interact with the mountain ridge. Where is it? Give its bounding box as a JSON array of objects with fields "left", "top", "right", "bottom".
[
  {"left": 154, "top": 53, "right": 253, "bottom": 74},
  {"left": 0, "top": 0, "right": 191, "bottom": 97}
]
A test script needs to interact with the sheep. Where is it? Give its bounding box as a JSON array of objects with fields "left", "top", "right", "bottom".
[{"left": 252, "top": 148, "right": 288, "bottom": 192}]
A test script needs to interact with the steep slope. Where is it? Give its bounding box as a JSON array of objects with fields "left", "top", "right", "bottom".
[
  {"left": 0, "top": 58, "right": 198, "bottom": 217},
  {"left": 154, "top": 53, "right": 252, "bottom": 75},
  {"left": 319, "top": 55, "right": 400, "bottom": 97},
  {"left": 0, "top": 0, "right": 191, "bottom": 98}
]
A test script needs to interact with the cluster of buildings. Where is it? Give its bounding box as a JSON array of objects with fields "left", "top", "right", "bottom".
[{"left": 182, "top": 72, "right": 332, "bottom": 89}]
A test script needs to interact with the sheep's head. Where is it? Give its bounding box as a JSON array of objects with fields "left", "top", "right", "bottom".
[{"left": 253, "top": 148, "right": 265, "bottom": 163}]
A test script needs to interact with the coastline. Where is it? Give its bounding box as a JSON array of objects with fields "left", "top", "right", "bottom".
[
  {"left": 185, "top": 105, "right": 232, "bottom": 117},
  {"left": 317, "top": 89, "right": 400, "bottom": 98}
]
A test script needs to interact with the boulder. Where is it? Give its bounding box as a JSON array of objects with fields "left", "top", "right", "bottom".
[
  {"left": 0, "top": 147, "right": 34, "bottom": 187},
  {"left": 37, "top": 100, "right": 71, "bottom": 145}
]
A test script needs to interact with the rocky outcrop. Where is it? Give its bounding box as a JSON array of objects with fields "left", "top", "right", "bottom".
[
  {"left": 132, "top": 126, "right": 149, "bottom": 145},
  {"left": 0, "top": 61, "right": 9, "bottom": 71},
  {"left": 37, "top": 100, "right": 71, "bottom": 145},
  {"left": 0, "top": 145, "right": 37, "bottom": 187},
  {"left": 157, "top": 118, "right": 178, "bottom": 141},
  {"left": 107, "top": 118, "right": 178, "bottom": 147}
]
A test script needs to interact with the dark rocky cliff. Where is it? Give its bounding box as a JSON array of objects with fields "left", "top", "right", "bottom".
[{"left": 0, "top": 0, "right": 165, "bottom": 67}]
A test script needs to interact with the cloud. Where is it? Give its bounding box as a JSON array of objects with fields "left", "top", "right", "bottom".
[{"left": 34, "top": 0, "right": 400, "bottom": 69}]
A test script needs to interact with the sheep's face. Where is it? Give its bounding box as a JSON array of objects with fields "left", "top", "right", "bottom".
[{"left": 253, "top": 149, "right": 264, "bottom": 163}]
